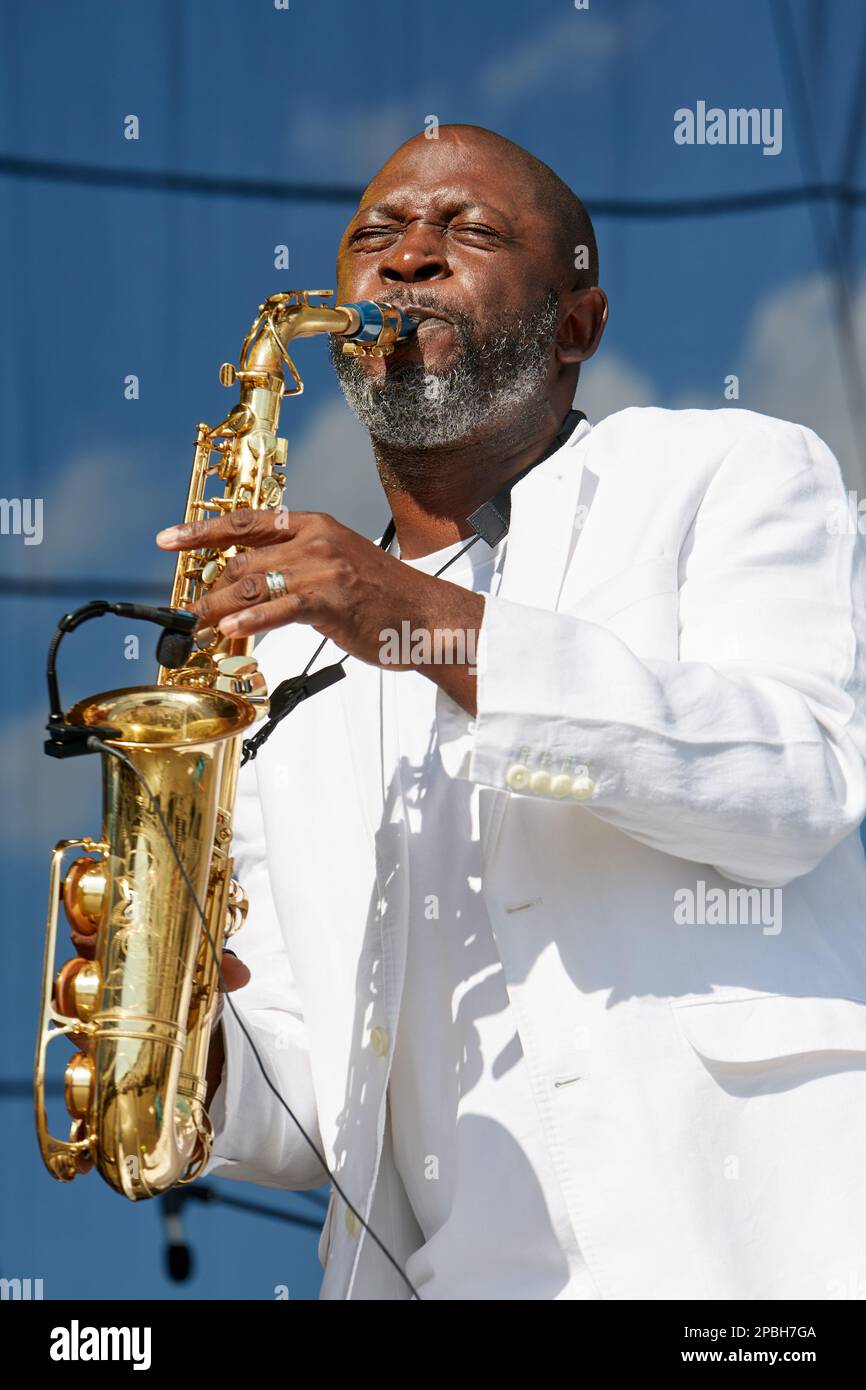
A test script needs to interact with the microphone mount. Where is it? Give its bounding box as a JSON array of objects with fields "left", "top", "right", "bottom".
[{"left": 45, "top": 602, "right": 198, "bottom": 759}]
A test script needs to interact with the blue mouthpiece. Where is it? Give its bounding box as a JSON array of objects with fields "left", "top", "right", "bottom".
[{"left": 341, "top": 301, "right": 417, "bottom": 344}]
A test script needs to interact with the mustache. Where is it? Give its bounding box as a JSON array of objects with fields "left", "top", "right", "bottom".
[{"left": 381, "top": 291, "right": 459, "bottom": 324}]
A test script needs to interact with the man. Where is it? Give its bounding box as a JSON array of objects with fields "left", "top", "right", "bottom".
[{"left": 157, "top": 125, "right": 866, "bottom": 1300}]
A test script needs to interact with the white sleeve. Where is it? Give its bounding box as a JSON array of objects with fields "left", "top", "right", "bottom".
[
  {"left": 204, "top": 755, "right": 327, "bottom": 1190},
  {"left": 437, "top": 418, "right": 866, "bottom": 887}
]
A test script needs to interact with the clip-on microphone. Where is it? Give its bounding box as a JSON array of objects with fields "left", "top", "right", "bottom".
[{"left": 44, "top": 602, "right": 198, "bottom": 759}]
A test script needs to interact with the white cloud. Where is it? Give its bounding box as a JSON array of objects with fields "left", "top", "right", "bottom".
[
  {"left": 286, "top": 395, "right": 385, "bottom": 536},
  {"left": 284, "top": 10, "right": 651, "bottom": 183},
  {"left": 480, "top": 8, "right": 656, "bottom": 107},
  {"left": 289, "top": 102, "right": 419, "bottom": 183},
  {"left": 481, "top": 13, "right": 627, "bottom": 104},
  {"left": 5, "top": 445, "right": 172, "bottom": 581},
  {"left": 674, "top": 272, "right": 866, "bottom": 493},
  {"left": 576, "top": 350, "right": 656, "bottom": 424},
  {"left": 3, "top": 704, "right": 101, "bottom": 854}
]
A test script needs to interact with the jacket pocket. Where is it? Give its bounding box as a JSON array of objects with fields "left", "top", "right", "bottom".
[{"left": 671, "top": 993, "right": 866, "bottom": 1063}]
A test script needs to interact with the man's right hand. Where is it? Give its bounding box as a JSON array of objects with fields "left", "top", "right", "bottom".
[
  {"left": 219, "top": 949, "right": 252, "bottom": 1000},
  {"left": 205, "top": 950, "right": 251, "bottom": 1108}
]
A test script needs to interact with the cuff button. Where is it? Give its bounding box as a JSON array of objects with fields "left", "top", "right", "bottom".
[
  {"left": 505, "top": 762, "right": 530, "bottom": 791},
  {"left": 570, "top": 774, "right": 595, "bottom": 800},
  {"left": 529, "top": 769, "right": 551, "bottom": 794}
]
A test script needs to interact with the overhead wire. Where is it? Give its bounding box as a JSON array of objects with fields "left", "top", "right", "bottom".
[{"left": 0, "top": 151, "right": 864, "bottom": 218}]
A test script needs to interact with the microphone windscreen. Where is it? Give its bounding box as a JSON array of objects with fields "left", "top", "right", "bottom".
[{"left": 156, "top": 630, "right": 195, "bottom": 669}]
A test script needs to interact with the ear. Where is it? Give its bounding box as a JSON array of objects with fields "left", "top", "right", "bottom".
[{"left": 555, "top": 287, "right": 609, "bottom": 365}]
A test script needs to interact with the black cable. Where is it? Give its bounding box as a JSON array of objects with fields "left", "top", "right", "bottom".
[
  {"left": 88, "top": 735, "right": 422, "bottom": 1301},
  {"left": 835, "top": 11, "right": 866, "bottom": 264},
  {"left": 0, "top": 1078, "right": 64, "bottom": 1098},
  {"left": 0, "top": 154, "right": 362, "bottom": 205},
  {"left": 0, "top": 575, "right": 166, "bottom": 600},
  {"left": 2, "top": 152, "right": 866, "bottom": 218}
]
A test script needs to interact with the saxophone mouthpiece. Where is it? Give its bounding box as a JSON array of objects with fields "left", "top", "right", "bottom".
[{"left": 337, "top": 301, "right": 417, "bottom": 357}]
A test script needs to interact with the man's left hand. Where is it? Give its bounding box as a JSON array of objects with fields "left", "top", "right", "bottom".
[{"left": 156, "top": 509, "right": 482, "bottom": 713}]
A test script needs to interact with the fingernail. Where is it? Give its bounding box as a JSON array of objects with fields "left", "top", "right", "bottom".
[{"left": 156, "top": 526, "right": 182, "bottom": 547}]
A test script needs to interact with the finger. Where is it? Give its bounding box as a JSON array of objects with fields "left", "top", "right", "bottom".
[
  {"left": 211, "top": 542, "right": 297, "bottom": 591},
  {"left": 69, "top": 928, "right": 97, "bottom": 960},
  {"left": 156, "top": 508, "right": 312, "bottom": 553},
  {"left": 219, "top": 591, "right": 320, "bottom": 637},
  {"left": 193, "top": 569, "right": 291, "bottom": 629},
  {"left": 219, "top": 952, "right": 251, "bottom": 993}
]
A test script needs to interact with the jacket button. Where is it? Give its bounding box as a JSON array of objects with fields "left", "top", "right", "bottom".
[
  {"left": 551, "top": 774, "right": 572, "bottom": 797},
  {"left": 570, "top": 774, "right": 595, "bottom": 800},
  {"left": 529, "top": 769, "right": 551, "bottom": 794},
  {"left": 345, "top": 1207, "right": 362, "bottom": 1238},
  {"left": 370, "top": 1025, "right": 390, "bottom": 1057},
  {"left": 505, "top": 762, "right": 530, "bottom": 791}
]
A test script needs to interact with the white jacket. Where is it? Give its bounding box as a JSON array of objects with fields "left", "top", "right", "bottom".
[{"left": 205, "top": 406, "right": 866, "bottom": 1300}]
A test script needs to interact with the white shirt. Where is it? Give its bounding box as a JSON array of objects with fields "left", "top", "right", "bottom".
[{"left": 383, "top": 534, "right": 601, "bottom": 1299}]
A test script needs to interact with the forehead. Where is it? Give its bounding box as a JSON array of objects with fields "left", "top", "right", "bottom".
[{"left": 354, "top": 138, "right": 539, "bottom": 224}]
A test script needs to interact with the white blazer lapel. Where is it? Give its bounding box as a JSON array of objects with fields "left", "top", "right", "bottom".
[
  {"left": 479, "top": 419, "right": 591, "bottom": 865},
  {"left": 497, "top": 418, "right": 591, "bottom": 611}
]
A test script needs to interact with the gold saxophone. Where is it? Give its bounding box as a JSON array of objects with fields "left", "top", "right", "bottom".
[{"left": 34, "top": 291, "right": 414, "bottom": 1199}]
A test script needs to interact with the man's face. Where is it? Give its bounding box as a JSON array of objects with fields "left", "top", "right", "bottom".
[
  {"left": 336, "top": 137, "right": 558, "bottom": 372},
  {"left": 331, "top": 135, "right": 566, "bottom": 448}
]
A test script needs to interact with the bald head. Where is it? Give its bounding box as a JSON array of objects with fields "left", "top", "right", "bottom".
[{"left": 363, "top": 124, "right": 598, "bottom": 291}]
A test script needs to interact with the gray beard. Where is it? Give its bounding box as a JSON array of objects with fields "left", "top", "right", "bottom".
[{"left": 328, "top": 291, "right": 560, "bottom": 451}]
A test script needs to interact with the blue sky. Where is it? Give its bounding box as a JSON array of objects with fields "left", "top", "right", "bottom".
[{"left": 1, "top": 0, "right": 865, "bottom": 1299}]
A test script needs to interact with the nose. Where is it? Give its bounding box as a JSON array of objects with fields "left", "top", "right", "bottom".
[{"left": 377, "top": 221, "right": 450, "bottom": 284}]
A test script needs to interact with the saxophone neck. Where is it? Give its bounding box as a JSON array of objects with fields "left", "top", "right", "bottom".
[
  {"left": 242, "top": 291, "right": 354, "bottom": 375},
  {"left": 241, "top": 292, "right": 415, "bottom": 374}
]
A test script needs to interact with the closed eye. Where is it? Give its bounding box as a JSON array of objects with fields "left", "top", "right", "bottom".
[
  {"left": 450, "top": 224, "right": 505, "bottom": 248},
  {"left": 349, "top": 226, "right": 400, "bottom": 245},
  {"left": 349, "top": 223, "right": 503, "bottom": 247}
]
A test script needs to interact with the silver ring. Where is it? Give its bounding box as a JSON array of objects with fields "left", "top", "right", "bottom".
[{"left": 265, "top": 570, "right": 287, "bottom": 599}]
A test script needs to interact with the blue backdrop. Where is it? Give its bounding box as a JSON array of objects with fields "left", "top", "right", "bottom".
[{"left": 1, "top": 0, "right": 864, "bottom": 1300}]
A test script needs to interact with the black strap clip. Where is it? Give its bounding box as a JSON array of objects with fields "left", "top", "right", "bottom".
[{"left": 241, "top": 662, "right": 347, "bottom": 765}]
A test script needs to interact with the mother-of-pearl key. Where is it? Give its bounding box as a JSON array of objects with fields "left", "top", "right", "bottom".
[{"left": 215, "top": 653, "right": 268, "bottom": 703}]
